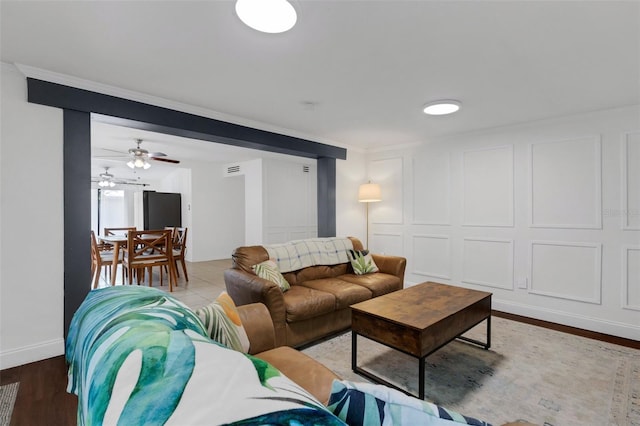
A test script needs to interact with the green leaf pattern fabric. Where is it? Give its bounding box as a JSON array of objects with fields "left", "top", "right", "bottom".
[
  {"left": 347, "top": 250, "right": 379, "bottom": 275},
  {"left": 252, "top": 259, "right": 291, "bottom": 291},
  {"left": 66, "top": 286, "right": 344, "bottom": 425},
  {"left": 328, "top": 380, "right": 491, "bottom": 426},
  {"left": 195, "top": 291, "right": 250, "bottom": 352}
]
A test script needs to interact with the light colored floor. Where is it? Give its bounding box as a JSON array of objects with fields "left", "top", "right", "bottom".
[{"left": 95, "top": 259, "right": 231, "bottom": 310}]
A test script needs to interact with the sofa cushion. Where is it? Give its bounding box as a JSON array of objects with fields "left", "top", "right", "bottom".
[
  {"left": 328, "top": 380, "right": 491, "bottom": 426},
  {"left": 284, "top": 285, "right": 336, "bottom": 322},
  {"left": 300, "top": 278, "right": 372, "bottom": 310},
  {"left": 195, "top": 291, "right": 250, "bottom": 353},
  {"left": 252, "top": 259, "right": 291, "bottom": 292},
  {"left": 339, "top": 273, "right": 402, "bottom": 297}
]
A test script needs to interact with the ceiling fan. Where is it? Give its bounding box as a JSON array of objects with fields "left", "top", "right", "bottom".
[
  {"left": 96, "top": 139, "right": 180, "bottom": 169},
  {"left": 91, "top": 167, "right": 149, "bottom": 187}
]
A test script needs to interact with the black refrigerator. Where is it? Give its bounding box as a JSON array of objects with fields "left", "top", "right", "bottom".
[{"left": 143, "top": 191, "right": 182, "bottom": 230}]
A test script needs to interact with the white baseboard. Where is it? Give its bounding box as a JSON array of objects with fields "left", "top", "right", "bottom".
[
  {"left": 0, "top": 338, "right": 65, "bottom": 370},
  {"left": 493, "top": 299, "right": 640, "bottom": 341}
]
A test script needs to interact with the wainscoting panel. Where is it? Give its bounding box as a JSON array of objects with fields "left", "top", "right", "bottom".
[
  {"left": 462, "top": 145, "right": 514, "bottom": 227},
  {"left": 412, "top": 153, "right": 450, "bottom": 225},
  {"left": 529, "top": 136, "right": 602, "bottom": 229},
  {"left": 529, "top": 241, "right": 602, "bottom": 304},
  {"left": 371, "top": 232, "right": 403, "bottom": 257},
  {"left": 462, "top": 238, "right": 514, "bottom": 290},
  {"left": 622, "top": 132, "right": 640, "bottom": 230},
  {"left": 265, "top": 227, "right": 316, "bottom": 244},
  {"left": 370, "top": 158, "right": 403, "bottom": 224},
  {"left": 412, "top": 234, "right": 451, "bottom": 280},
  {"left": 623, "top": 246, "right": 640, "bottom": 311}
]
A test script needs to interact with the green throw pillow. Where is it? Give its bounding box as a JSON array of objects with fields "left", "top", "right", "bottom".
[
  {"left": 252, "top": 259, "right": 291, "bottom": 292},
  {"left": 347, "top": 250, "right": 379, "bottom": 275},
  {"left": 195, "top": 292, "right": 250, "bottom": 353}
]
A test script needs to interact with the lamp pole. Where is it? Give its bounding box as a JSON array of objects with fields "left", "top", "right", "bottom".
[{"left": 358, "top": 182, "right": 381, "bottom": 251}]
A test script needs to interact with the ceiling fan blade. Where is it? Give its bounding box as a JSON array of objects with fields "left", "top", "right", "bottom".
[
  {"left": 96, "top": 148, "right": 128, "bottom": 155},
  {"left": 151, "top": 157, "right": 180, "bottom": 164},
  {"left": 148, "top": 152, "right": 167, "bottom": 158}
]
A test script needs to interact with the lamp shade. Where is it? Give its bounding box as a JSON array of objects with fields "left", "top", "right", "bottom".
[{"left": 358, "top": 183, "right": 382, "bottom": 203}]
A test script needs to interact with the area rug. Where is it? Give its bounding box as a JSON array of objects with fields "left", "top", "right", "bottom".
[
  {"left": 302, "top": 317, "right": 640, "bottom": 426},
  {"left": 0, "top": 382, "right": 19, "bottom": 426}
]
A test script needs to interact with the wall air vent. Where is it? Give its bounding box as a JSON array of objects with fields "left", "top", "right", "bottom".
[
  {"left": 224, "top": 164, "right": 242, "bottom": 177},
  {"left": 303, "top": 165, "right": 310, "bottom": 173}
]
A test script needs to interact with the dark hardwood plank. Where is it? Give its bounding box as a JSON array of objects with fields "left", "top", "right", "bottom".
[{"left": 1, "top": 356, "right": 77, "bottom": 426}]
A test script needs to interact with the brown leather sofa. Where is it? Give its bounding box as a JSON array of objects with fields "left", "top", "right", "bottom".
[{"left": 225, "top": 237, "right": 407, "bottom": 348}]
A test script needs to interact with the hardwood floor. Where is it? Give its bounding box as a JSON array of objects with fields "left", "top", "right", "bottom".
[
  {"left": 1, "top": 356, "right": 76, "bottom": 426},
  {"left": 1, "top": 264, "right": 638, "bottom": 424}
]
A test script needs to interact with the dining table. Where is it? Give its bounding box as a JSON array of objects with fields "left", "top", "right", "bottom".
[{"left": 98, "top": 232, "right": 166, "bottom": 286}]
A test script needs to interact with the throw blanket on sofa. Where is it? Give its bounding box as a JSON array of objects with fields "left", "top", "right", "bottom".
[
  {"left": 265, "top": 237, "right": 354, "bottom": 273},
  {"left": 66, "top": 286, "right": 344, "bottom": 425}
]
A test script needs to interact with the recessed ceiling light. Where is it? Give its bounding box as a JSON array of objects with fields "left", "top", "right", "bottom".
[
  {"left": 422, "top": 100, "right": 461, "bottom": 115},
  {"left": 235, "top": 0, "right": 297, "bottom": 34}
]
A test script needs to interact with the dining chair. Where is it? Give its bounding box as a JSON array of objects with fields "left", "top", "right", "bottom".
[
  {"left": 90, "top": 231, "right": 121, "bottom": 289},
  {"left": 171, "top": 227, "right": 189, "bottom": 282},
  {"left": 122, "top": 229, "right": 177, "bottom": 291}
]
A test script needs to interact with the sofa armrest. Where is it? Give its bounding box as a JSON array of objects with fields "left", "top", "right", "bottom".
[
  {"left": 371, "top": 254, "right": 407, "bottom": 285},
  {"left": 237, "top": 303, "right": 277, "bottom": 355},
  {"left": 224, "top": 268, "right": 288, "bottom": 346}
]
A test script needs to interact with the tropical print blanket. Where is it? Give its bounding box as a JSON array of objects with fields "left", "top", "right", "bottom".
[{"left": 66, "top": 286, "right": 344, "bottom": 425}]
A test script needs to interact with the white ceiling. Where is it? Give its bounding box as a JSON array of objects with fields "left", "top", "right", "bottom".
[{"left": 2, "top": 0, "right": 639, "bottom": 182}]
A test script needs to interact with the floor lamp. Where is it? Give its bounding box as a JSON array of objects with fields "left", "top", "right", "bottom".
[{"left": 358, "top": 182, "right": 382, "bottom": 250}]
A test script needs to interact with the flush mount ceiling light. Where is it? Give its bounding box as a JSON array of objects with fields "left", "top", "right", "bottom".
[
  {"left": 422, "top": 100, "right": 462, "bottom": 116},
  {"left": 235, "top": 0, "right": 297, "bottom": 33}
]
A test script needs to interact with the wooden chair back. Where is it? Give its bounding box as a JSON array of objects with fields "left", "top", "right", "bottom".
[
  {"left": 104, "top": 227, "right": 136, "bottom": 236},
  {"left": 123, "top": 229, "right": 177, "bottom": 291}
]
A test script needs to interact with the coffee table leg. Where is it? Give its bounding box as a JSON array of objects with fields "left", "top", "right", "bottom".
[
  {"left": 419, "top": 357, "right": 425, "bottom": 399},
  {"left": 485, "top": 315, "right": 491, "bottom": 350},
  {"left": 352, "top": 331, "right": 357, "bottom": 372}
]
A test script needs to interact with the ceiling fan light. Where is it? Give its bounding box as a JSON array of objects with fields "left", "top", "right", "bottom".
[
  {"left": 235, "top": 0, "right": 297, "bottom": 33},
  {"left": 109, "top": 181, "right": 116, "bottom": 187},
  {"left": 127, "top": 160, "right": 135, "bottom": 169},
  {"left": 423, "top": 100, "right": 461, "bottom": 115},
  {"left": 134, "top": 158, "right": 145, "bottom": 168},
  {"left": 143, "top": 161, "right": 151, "bottom": 170}
]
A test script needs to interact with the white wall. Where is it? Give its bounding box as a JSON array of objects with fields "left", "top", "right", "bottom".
[
  {"left": 363, "top": 105, "right": 640, "bottom": 340},
  {"left": 336, "top": 149, "right": 368, "bottom": 244},
  {"left": 0, "top": 63, "right": 65, "bottom": 368},
  {"left": 190, "top": 160, "right": 245, "bottom": 261},
  {"left": 263, "top": 158, "right": 317, "bottom": 244}
]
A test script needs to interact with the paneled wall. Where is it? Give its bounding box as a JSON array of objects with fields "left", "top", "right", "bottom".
[{"left": 364, "top": 106, "right": 640, "bottom": 340}]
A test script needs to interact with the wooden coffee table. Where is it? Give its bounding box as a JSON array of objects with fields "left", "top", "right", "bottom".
[{"left": 351, "top": 281, "right": 492, "bottom": 399}]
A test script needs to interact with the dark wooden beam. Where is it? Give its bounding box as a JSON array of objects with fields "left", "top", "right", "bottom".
[
  {"left": 63, "top": 110, "right": 92, "bottom": 337},
  {"left": 317, "top": 157, "right": 336, "bottom": 237},
  {"left": 27, "top": 78, "right": 346, "bottom": 160}
]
